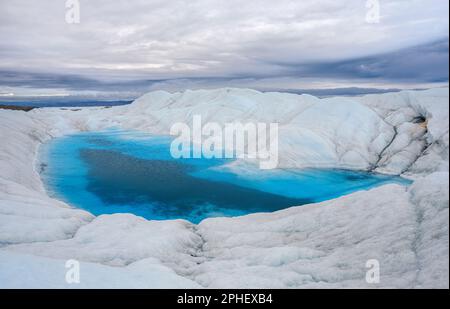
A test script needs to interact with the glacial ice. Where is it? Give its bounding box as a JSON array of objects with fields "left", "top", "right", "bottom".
[{"left": 0, "top": 87, "right": 448, "bottom": 288}]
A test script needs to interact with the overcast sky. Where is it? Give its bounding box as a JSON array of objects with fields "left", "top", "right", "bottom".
[{"left": 0, "top": 0, "right": 448, "bottom": 97}]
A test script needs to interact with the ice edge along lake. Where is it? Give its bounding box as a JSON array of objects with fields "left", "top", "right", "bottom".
[{"left": 38, "top": 129, "right": 411, "bottom": 224}]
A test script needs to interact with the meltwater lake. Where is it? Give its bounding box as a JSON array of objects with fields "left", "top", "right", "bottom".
[{"left": 39, "top": 130, "right": 411, "bottom": 223}]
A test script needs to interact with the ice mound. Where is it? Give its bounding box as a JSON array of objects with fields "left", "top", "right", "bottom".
[{"left": 0, "top": 87, "right": 448, "bottom": 288}]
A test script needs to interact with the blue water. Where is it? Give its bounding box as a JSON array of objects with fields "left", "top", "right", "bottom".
[
  {"left": 39, "top": 130, "right": 411, "bottom": 223},
  {"left": 0, "top": 98, "right": 133, "bottom": 108}
]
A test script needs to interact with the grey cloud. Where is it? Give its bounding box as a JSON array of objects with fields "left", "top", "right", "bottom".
[
  {"left": 0, "top": 0, "right": 448, "bottom": 95},
  {"left": 276, "top": 39, "right": 449, "bottom": 83}
]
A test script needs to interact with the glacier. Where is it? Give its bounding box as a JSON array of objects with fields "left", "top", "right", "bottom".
[{"left": 0, "top": 87, "right": 448, "bottom": 288}]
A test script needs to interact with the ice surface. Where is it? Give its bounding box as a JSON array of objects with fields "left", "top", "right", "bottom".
[
  {"left": 0, "top": 88, "right": 448, "bottom": 288},
  {"left": 0, "top": 251, "right": 200, "bottom": 288}
]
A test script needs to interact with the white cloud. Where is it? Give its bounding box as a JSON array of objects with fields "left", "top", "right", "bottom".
[{"left": 0, "top": 0, "right": 448, "bottom": 91}]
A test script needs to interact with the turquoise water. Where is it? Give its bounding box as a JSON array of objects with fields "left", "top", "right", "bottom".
[{"left": 39, "top": 130, "right": 411, "bottom": 223}]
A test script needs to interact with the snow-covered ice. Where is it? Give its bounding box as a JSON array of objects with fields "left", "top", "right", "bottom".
[{"left": 0, "top": 87, "right": 448, "bottom": 288}]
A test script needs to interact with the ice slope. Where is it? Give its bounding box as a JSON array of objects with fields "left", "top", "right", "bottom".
[
  {"left": 0, "top": 111, "right": 93, "bottom": 245},
  {"left": 0, "top": 87, "right": 448, "bottom": 288},
  {"left": 0, "top": 251, "right": 200, "bottom": 288}
]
